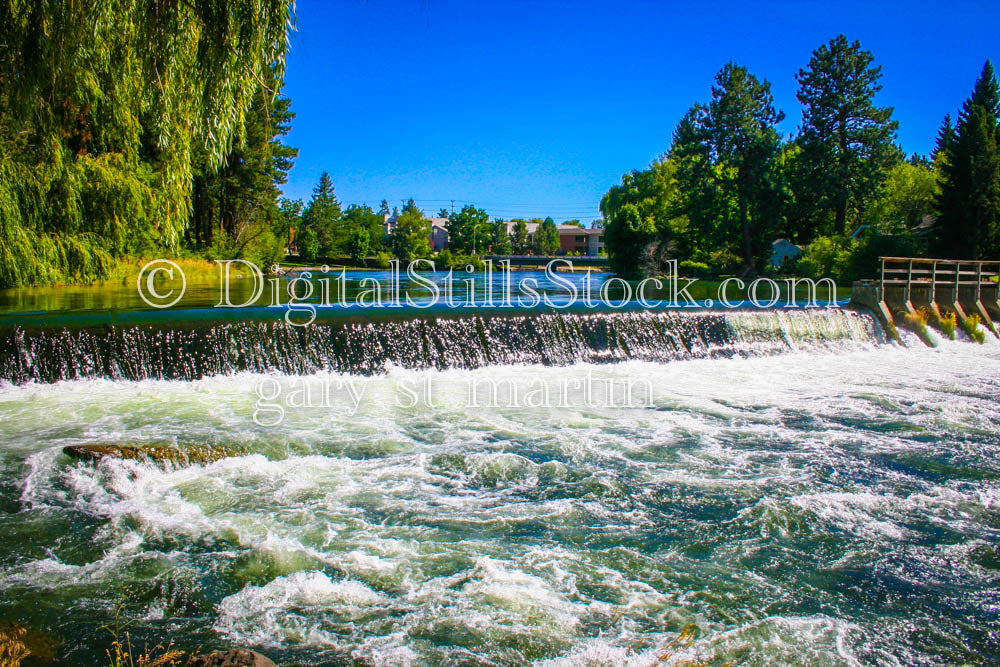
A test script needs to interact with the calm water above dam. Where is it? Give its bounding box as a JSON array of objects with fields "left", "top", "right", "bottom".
[{"left": 0, "top": 288, "right": 997, "bottom": 665}]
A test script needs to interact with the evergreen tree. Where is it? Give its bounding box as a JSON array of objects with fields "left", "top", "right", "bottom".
[
  {"left": 705, "top": 62, "right": 784, "bottom": 273},
  {"left": 302, "top": 173, "right": 343, "bottom": 258},
  {"left": 933, "top": 114, "right": 957, "bottom": 162},
  {"left": 795, "top": 35, "right": 901, "bottom": 236},
  {"left": 189, "top": 67, "right": 297, "bottom": 267},
  {"left": 511, "top": 220, "right": 530, "bottom": 254},
  {"left": 666, "top": 105, "right": 722, "bottom": 256},
  {"left": 379, "top": 200, "right": 392, "bottom": 218},
  {"left": 490, "top": 220, "right": 513, "bottom": 255},
  {"left": 534, "top": 217, "right": 561, "bottom": 255},
  {"left": 936, "top": 61, "right": 1000, "bottom": 259}
]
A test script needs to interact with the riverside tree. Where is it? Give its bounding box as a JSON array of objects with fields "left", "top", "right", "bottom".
[
  {"left": 390, "top": 201, "right": 431, "bottom": 262},
  {"left": 446, "top": 204, "right": 490, "bottom": 254},
  {"left": 935, "top": 61, "right": 1000, "bottom": 259},
  {"left": 704, "top": 62, "right": 785, "bottom": 273},
  {"left": 189, "top": 67, "right": 298, "bottom": 268},
  {"left": 0, "top": 0, "right": 294, "bottom": 288},
  {"left": 795, "top": 35, "right": 901, "bottom": 236},
  {"left": 301, "top": 173, "right": 343, "bottom": 258},
  {"left": 534, "top": 217, "right": 561, "bottom": 255}
]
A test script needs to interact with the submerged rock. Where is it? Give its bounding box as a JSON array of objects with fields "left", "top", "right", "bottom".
[
  {"left": 63, "top": 444, "right": 243, "bottom": 466},
  {"left": 0, "top": 620, "right": 55, "bottom": 665},
  {"left": 185, "top": 648, "right": 276, "bottom": 667}
]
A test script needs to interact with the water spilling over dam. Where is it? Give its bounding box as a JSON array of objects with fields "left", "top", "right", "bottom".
[{"left": 0, "top": 308, "right": 883, "bottom": 384}]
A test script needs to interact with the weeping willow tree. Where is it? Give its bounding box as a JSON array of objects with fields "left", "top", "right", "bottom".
[{"left": 0, "top": 0, "right": 294, "bottom": 287}]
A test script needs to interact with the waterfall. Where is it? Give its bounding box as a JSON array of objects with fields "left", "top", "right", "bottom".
[{"left": 0, "top": 308, "right": 886, "bottom": 384}]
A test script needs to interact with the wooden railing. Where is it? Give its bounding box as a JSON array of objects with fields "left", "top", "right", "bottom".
[{"left": 879, "top": 257, "right": 1000, "bottom": 303}]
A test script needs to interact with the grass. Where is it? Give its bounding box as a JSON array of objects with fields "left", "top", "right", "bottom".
[
  {"left": 900, "top": 309, "right": 935, "bottom": 347},
  {"left": 102, "top": 609, "right": 185, "bottom": 667},
  {"left": 924, "top": 307, "right": 957, "bottom": 340},
  {"left": 959, "top": 313, "right": 987, "bottom": 344},
  {"left": 103, "top": 257, "right": 223, "bottom": 284},
  {"left": 0, "top": 625, "right": 29, "bottom": 667}
]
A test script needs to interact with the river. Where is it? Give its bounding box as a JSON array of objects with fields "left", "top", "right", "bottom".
[{"left": 0, "top": 275, "right": 997, "bottom": 665}]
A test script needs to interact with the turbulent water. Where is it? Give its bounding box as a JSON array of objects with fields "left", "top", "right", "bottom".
[{"left": 1, "top": 311, "right": 999, "bottom": 665}]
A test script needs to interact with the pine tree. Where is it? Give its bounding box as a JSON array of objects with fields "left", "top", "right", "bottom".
[
  {"left": 535, "top": 217, "right": 561, "bottom": 256},
  {"left": 511, "top": 220, "right": 530, "bottom": 254},
  {"left": 302, "top": 173, "right": 343, "bottom": 258},
  {"left": 933, "top": 114, "right": 956, "bottom": 161},
  {"left": 668, "top": 104, "right": 719, "bottom": 256},
  {"left": 704, "top": 62, "right": 784, "bottom": 273},
  {"left": 935, "top": 61, "right": 1000, "bottom": 259},
  {"left": 795, "top": 35, "right": 901, "bottom": 236}
]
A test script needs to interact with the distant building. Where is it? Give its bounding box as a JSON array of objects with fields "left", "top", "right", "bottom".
[
  {"left": 381, "top": 215, "right": 605, "bottom": 256},
  {"left": 770, "top": 238, "right": 802, "bottom": 268}
]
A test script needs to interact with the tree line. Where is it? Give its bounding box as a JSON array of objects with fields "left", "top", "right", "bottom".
[
  {"left": 286, "top": 179, "right": 573, "bottom": 266},
  {"left": 601, "top": 35, "right": 1000, "bottom": 281}
]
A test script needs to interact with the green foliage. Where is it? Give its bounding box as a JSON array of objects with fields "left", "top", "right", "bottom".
[
  {"left": 705, "top": 62, "right": 785, "bottom": 273},
  {"left": 533, "top": 217, "right": 560, "bottom": 256},
  {"left": 372, "top": 251, "right": 392, "bottom": 269},
  {"left": 797, "top": 231, "right": 918, "bottom": 282},
  {"left": 864, "top": 161, "right": 939, "bottom": 236},
  {"left": 0, "top": 0, "right": 293, "bottom": 287},
  {"left": 959, "top": 314, "right": 987, "bottom": 343},
  {"left": 446, "top": 204, "right": 490, "bottom": 254},
  {"left": 297, "top": 226, "right": 319, "bottom": 263},
  {"left": 489, "top": 220, "right": 513, "bottom": 255},
  {"left": 900, "top": 309, "right": 935, "bottom": 347},
  {"left": 795, "top": 35, "right": 902, "bottom": 236},
  {"left": 188, "top": 67, "right": 297, "bottom": 270},
  {"left": 935, "top": 61, "right": 1000, "bottom": 260},
  {"left": 302, "top": 173, "right": 343, "bottom": 257},
  {"left": 511, "top": 219, "right": 531, "bottom": 254},
  {"left": 925, "top": 308, "right": 957, "bottom": 340},
  {"left": 678, "top": 260, "right": 712, "bottom": 278},
  {"left": 347, "top": 228, "right": 371, "bottom": 266},
  {"left": 390, "top": 205, "right": 431, "bottom": 262},
  {"left": 604, "top": 204, "right": 656, "bottom": 278},
  {"left": 342, "top": 204, "right": 384, "bottom": 253}
]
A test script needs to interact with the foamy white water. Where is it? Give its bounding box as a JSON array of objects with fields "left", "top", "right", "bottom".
[{"left": 0, "top": 337, "right": 999, "bottom": 664}]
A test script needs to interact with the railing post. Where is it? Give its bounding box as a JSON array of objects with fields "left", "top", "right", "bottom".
[
  {"left": 905, "top": 259, "right": 913, "bottom": 304},
  {"left": 879, "top": 257, "right": 886, "bottom": 302},
  {"left": 931, "top": 260, "right": 938, "bottom": 305},
  {"left": 976, "top": 262, "right": 982, "bottom": 302}
]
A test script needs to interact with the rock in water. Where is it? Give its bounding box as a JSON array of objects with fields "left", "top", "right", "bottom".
[
  {"left": 62, "top": 444, "right": 242, "bottom": 466},
  {"left": 185, "top": 648, "right": 276, "bottom": 667}
]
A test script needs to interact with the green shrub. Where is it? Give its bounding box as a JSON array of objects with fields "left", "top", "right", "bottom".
[
  {"left": 706, "top": 248, "right": 742, "bottom": 275},
  {"left": 372, "top": 251, "right": 392, "bottom": 269},
  {"left": 678, "top": 260, "right": 712, "bottom": 278}
]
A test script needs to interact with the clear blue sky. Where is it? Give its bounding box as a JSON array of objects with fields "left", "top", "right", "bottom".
[{"left": 280, "top": 0, "right": 998, "bottom": 224}]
